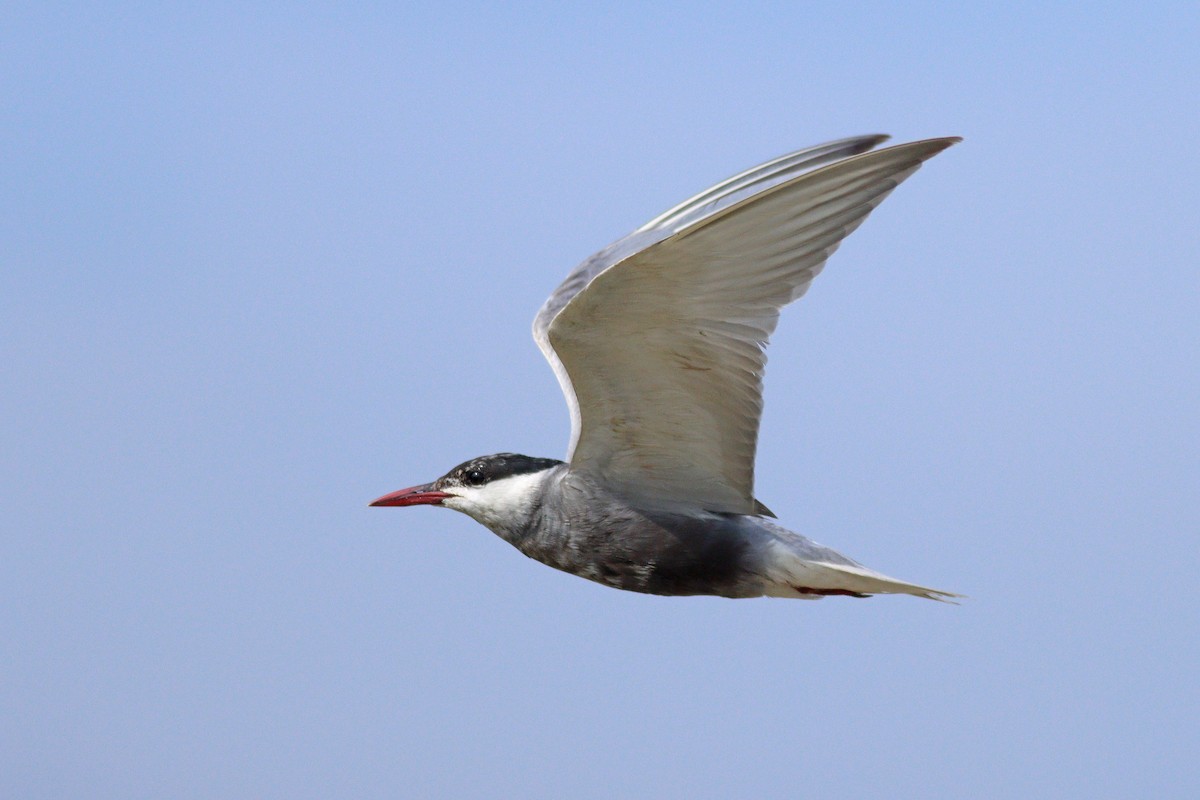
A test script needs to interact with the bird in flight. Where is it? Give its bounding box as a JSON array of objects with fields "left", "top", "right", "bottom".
[{"left": 373, "top": 135, "right": 960, "bottom": 601}]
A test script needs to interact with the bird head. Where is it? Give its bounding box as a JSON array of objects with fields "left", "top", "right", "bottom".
[{"left": 370, "top": 453, "right": 563, "bottom": 532}]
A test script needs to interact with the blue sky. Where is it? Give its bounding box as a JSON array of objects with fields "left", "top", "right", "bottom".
[{"left": 3, "top": 3, "right": 1198, "bottom": 798}]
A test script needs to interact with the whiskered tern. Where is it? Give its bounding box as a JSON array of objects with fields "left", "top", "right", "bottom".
[{"left": 373, "top": 135, "right": 960, "bottom": 601}]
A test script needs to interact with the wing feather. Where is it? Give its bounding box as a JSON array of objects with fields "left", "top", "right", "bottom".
[{"left": 534, "top": 137, "right": 959, "bottom": 514}]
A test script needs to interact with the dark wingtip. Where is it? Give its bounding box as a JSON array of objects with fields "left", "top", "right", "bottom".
[
  {"left": 863, "top": 133, "right": 891, "bottom": 149},
  {"left": 841, "top": 134, "right": 891, "bottom": 158}
]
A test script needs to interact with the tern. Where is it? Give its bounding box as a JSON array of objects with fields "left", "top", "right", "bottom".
[{"left": 373, "top": 134, "right": 960, "bottom": 601}]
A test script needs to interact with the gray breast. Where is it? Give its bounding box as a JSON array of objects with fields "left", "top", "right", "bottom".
[{"left": 513, "top": 470, "right": 766, "bottom": 598}]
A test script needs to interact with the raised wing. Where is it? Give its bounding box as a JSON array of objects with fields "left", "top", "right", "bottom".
[{"left": 534, "top": 137, "right": 959, "bottom": 514}]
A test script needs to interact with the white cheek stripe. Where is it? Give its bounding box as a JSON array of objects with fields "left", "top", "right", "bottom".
[{"left": 446, "top": 470, "right": 548, "bottom": 530}]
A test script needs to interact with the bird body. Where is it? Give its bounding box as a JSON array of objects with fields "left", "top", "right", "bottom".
[
  {"left": 373, "top": 135, "right": 960, "bottom": 602},
  {"left": 483, "top": 461, "right": 949, "bottom": 599}
]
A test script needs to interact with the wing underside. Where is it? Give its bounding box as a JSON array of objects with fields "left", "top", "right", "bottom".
[{"left": 534, "top": 137, "right": 959, "bottom": 514}]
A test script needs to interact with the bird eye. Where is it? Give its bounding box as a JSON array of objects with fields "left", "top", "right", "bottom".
[{"left": 464, "top": 469, "right": 485, "bottom": 486}]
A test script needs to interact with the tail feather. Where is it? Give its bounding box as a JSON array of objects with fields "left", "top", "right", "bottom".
[
  {"left": 805, "top": 561, "right": 961, "bottom": 603},
  {"left": 755, "top": 522, "right": 960, "bottom": 602},
  {"left": 763, "top": 550, "right": 960, "bottom": 602}
]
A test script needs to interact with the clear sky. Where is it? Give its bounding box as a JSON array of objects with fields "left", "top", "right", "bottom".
[{"left": 3, "top": 3, "right": 1198, "bottom": 798}]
